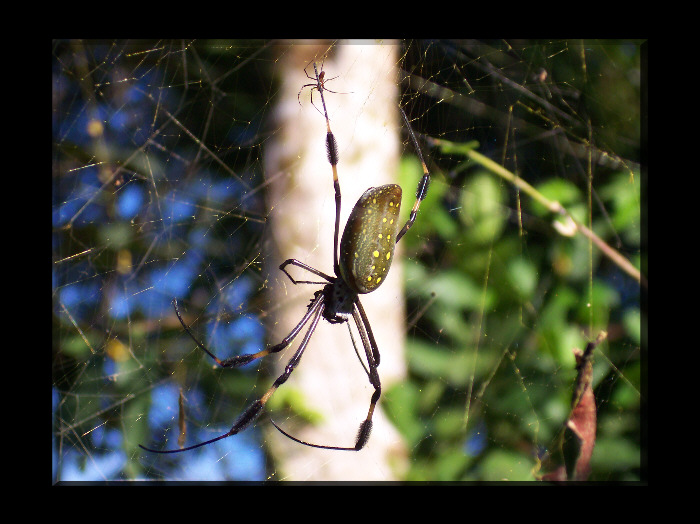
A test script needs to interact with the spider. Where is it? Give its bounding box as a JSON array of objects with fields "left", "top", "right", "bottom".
[
  {"left": 139, "top": 62, "right": 430, "bottom": 454},
  {"left": 297, "top": 58, "right": 350, "bottom": 117}
]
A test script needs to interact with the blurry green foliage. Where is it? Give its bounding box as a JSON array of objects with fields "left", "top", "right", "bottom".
[{"left": 386, "top": 40, "right": 642, "bottom": 481}]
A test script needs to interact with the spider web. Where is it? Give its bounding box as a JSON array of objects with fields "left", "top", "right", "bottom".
[{"left": 52, "top": 39, "right": 645, "bottom": 482}]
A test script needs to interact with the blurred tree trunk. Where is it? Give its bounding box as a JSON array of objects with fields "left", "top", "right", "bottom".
[{"left": 263, "top": 41, "right": 407, "bottom": 480}]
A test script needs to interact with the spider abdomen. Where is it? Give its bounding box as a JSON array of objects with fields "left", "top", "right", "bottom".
[{"left": 339, "top": 184, "right": 402, "bottom": 294}]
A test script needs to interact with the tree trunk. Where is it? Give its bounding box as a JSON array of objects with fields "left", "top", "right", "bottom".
[{"left": 263, "top": 41, "right": 408, "bottom": 480}]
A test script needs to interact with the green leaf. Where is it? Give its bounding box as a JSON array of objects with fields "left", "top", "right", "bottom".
[
  {"left": 460, "top": 172, "right": 507, "bottom": 245},
  {"left": 531, "top": 179, "right": 582, "bottom": 217}
]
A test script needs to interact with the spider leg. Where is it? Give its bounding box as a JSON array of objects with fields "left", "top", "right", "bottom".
[
  {"left": 346, "top": 322, "right": 370, "bottom": 379},
  {"left": 320, "top": 74, "right": 339, "bottom": 84},
  {"left": 297, "top": 62, "right": 343, "bottom": 275},
  {"left": 172, "top": 289, "right": 321, "bottom": 368},
  {"left": 270, "top": 298, "right": 381, "bottom": 451},
  {"left": 354, "top": 297, "right": 380, "bottom": 366},
  {"left": 307, "top": 66, "right": 342, "bottom": 276},
  {"left": 349, "top": 300, "right": 381, "bottom": 450},
  {"left": 308, "top": 90, "right": 326, "bottom": 118},
  {"left": 140, "top": 294, "right": 326, "bottom": 454},
  {"left": 303, "top": 60, "right": 320, "bottom": 82},
  {"left": 280, "top": 258, "right": 335, "bottom": 285},
  {"left": 395, "top": 106, "right": 431, "bottom": 243},
  {"left": 297, "top": 83, "right": 317, "bottom": 106}
]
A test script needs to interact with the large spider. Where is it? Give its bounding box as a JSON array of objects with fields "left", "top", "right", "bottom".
[{"left": 139, "top": 62, "right": 430, "bottom": 454}]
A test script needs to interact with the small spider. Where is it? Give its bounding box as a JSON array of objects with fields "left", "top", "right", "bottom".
[
  {"left": 140, "top": 62, "right": 430, "bottom": 454},
  {"left": 297, "top": 59, "right": 350, "bottom": 117}
]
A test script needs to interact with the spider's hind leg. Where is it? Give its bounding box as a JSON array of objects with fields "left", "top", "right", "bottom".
[{"left": 269, "top": 294, "right": 381, "bottom": 452}]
